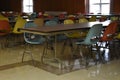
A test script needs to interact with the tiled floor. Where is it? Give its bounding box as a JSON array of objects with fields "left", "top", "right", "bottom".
[{"left": 0, "top": 43, "right": 120, "bottom": 80}]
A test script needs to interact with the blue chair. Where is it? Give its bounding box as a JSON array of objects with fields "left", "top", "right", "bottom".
[
  {"left": 45, "top": 20, "right": 58, "bottom": 26},
  {"left": 41, "top": 20, "right": 58, "bottom": 63},
  {"left": 22, "top": 21, "right": 45, "bottom": 64},
  {"left": 44, "top": 20, "right": 58, "bottom": 43},
  {"left": 51, "top": 17, "right": 59, "bottom": 23},
  {"left": 29, "top": 12, "right": 37, "bottom": 19},
  {"left": 75, "top": 24, "right": 103, "bottom": 68},
  {"left": 45, "top": 20, "right": 67, "bottom": 41}
]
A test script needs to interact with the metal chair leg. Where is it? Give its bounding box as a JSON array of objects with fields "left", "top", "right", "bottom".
[{"left": 22, "top": 43, "right": 35, "bottom": 65}]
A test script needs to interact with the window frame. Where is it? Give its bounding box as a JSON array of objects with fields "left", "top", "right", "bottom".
[
  {"left": 85, "top": 0, "right": 112, "bottom": 14},
  {"left": 22, "top": 0, "right": 34, "bottom": 13}
]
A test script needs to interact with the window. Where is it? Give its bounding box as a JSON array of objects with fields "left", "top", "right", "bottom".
[
  {"left": 89, "top": 0, "right": 110, "bottom": 14},
  {"left": 23, "top": 0, "right": 33, "bottom": 13}
]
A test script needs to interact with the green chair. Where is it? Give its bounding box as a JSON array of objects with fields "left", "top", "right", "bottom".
[{"left": 75, "top": 24, "right": 103, "bottom": 68}]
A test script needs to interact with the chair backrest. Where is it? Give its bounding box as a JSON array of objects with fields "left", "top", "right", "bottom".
[
  {"left": 0, "top": 14, "right": 9, "bottom": 21},
  {"left": 58, "top": 14, "right": 65, "bottom": 19},
  {"left": 100, "top": 21, "right": 118, "bottom": 41},
  {"left": 51, "top": 17, "right": 59, "bottom": 23},
  {"left": 67, "top": 15, "right": 75, "bottom": 21},
  {"left": 110, "top": 16, "right": 119, "bottom": 21},
  {"left": 29, "top": 12, "right": 37, "bottom": 19},
  {"left": 99, "top": 16, "right": 107, "bottom": 22},
  {"left": 64, "top": 19, "right": 74, "bottom": 24},
  {"left": 12, "top": 18, "right": 27, "bottom": 34},
  {"left": 45, "top": 20, "right": 58, "bottom": 26},
  {"left": 14, "top": 15, "right": 23, "bottom": 21},
  {"left": 78, "top": 18, "right": 88, "bottom": 23},
  {"left": 83, "top": 24, "right": 103, "bottom": 44},
  {"left": 33, "top": 18, "right": 44, "bottom": 27},
  {"left": 89, "top": 15, "right": 96, "bottom": 22},
  {"left": 0, "top": 20, "right": 11, "bottom": 36},
  {"left": 64, "top": 19, "right": 84, "bottom": 38},
  {"left": 24, "top": 22, "right": 45, "bottom": 44}
]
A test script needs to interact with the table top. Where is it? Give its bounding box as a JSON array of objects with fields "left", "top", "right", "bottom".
[{"left": 19, "top": 20, "right": 111, "bottom": 35}]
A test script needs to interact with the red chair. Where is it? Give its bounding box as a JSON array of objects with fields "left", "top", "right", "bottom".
[
  {"left": 0, "top": 20, "right": 11, "bottom": 36},
  {"left": 38, "top": 12, "right": 43, "bottom": 18},
  {"left": 99, "top": 21, "right": 118, "bottom": 60},
  {"left": 0, "top": 20, "right": 11, "bottom": 48},
  {"left": 100, "top": 21, "right": 118, "bottom": 42},
  {"left": 58, "top": 14, "right": 66, "bottom": 23}
]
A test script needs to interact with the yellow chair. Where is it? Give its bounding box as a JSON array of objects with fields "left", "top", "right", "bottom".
[
  {"left": 12, "top": 18, "right": 27, "bottom": 44},
  {"left": 0, "top": 14, "right": 5, "bottom": 17},
  {"left": 0, "top": 14, "right": 9, "bottom": 21},
  {"left": 64, "top": 19, "right": 82, "bottom": 38},
  {"left": 89, "top": 15, "right": 96, "bottom": 22},
  {"left": 78, "top": 17, "right": 88, "bottom": 23},
  {"left": 43, "top": 13, "right": 49, "bottom": 17},
  {"left": 14, "top": 15, "right": 23, "bottom": 21},
  {"left": 13, "top": 18, "right": 27, "bottom": 33},
  {"left": 33, "top": 18, "right": 44, "bottom": 27},
  {"left": 115, "top": 33, "right": 120, "bottom": 39},
  {"left": 64, "top": 19, "right": 87, "bottom": 38},
  {"left": 78, "top": 17, "right": 89, "bottom": 37},
  {"left": 62, "top": 19, "right": 85, "bottom": 59},
  {"left": 110, "top": 16, "right": 119, "bottom": 21}
]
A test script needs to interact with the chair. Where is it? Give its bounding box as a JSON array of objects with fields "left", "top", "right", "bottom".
[
  {"left": 110, "top": 16, "right": 119, "bottom": 21},
  {"left": 41, "top": 20, "right": 58, "bottom": 63},
  {"left": 12, "top": 17, "right": 27, "bottom": 44},
  {"left": 89, "top": 15, "right": 96, "bottom": 22},
  {"left": 0, "top": 20, "right": 11, "bottom": 48},
  {"left": 0, "top": 14, "right": 9, "bottom": 21},
  {"left": 99, "top": 21, "right": 118, "bottom": 60},
  {"left": 67, "top": 15, "right": 76, "bottom": 21},
  {"left": 33, "top": 18, "right": 44, "bottom": 27},
  {"left": 113, "top": 32, "right": 120, "bottom": 59},
  {"left": 61, "top": 19, "right": 88, "bottom": 61},
  {"left": 0, "top": 20, "right": 11, "bottom": 35},
  {"left": 75, "top": 24, "right": 103, "bottom": 67},
  {"left": 99, "top": 16, "right": 107, "bottom": 22},
  {"left": 64, "top": 19, "right": 82, "bottom": 38},
  {"left": 78, "top": 17, "right": 88, "bottom": 23},
  {"left": 51, "top": 17, "right": 59, "bottom": 23},
  {"left": 22, "top": 21, "right": 45, "bottom": 64},
  {"left": 58, "top": 14, "right": 66, "bottom": 23},
  {"left": 45, "top": 20, "right": 58, "bottom": 26},
  {"left": 78, "top": 17, "right": 89, "bottom": 38},
  {"left": 38, "top": 12, "right": 43, "bottom": 18},
  {"left": 29, "top": 12, "right": 37, "bottom": 19}
]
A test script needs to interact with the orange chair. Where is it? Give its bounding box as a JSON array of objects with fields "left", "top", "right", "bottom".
[
  {"left": 0, "top": 20, "right": 11, "bottom": 48},
  {"left": 99, "top": 21, "right": 118, "bottom": 60},
  {"left": 100, "top": 21, "right": 118, "bottom": 42},
  {"left": 0, "top": 20, "right": 11, "bottom": 36}
]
